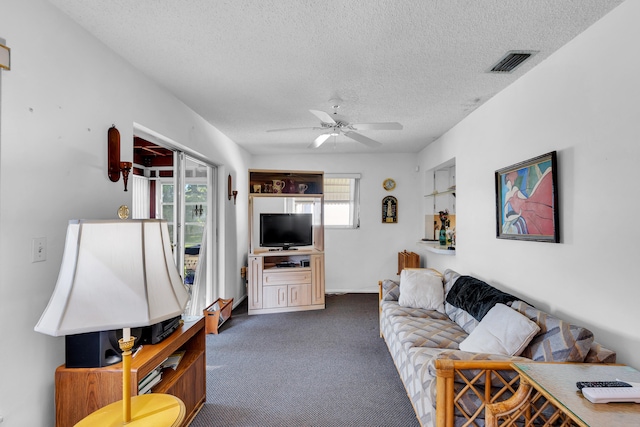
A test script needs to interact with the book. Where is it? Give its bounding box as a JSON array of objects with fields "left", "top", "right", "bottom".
[
  {"left": 138, "top": 373, "right": 162, "bottom": 395},
  {"left": 162, "top": 350, "right": 186, "bottom": 370},
  {"left": 138, "top": 367, "right": 162, "bottom": 390}
]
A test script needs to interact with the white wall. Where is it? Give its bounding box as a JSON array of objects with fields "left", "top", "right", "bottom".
[
  {"left": 251, "top": 153, "right": 421, "bottom": 292},
  {"left": 2, "top": 0, "right": 638, "bottom": 425},
  {"left": 0, "top": 0, "right": 250, "bottom": 426},
  {"left": 417, "top": 0, "right": 639, "bottom": 368}
]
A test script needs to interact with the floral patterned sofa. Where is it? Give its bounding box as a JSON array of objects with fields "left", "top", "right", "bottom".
[{"left": 379, "top": 268, "right": 616, "bottom": 427}]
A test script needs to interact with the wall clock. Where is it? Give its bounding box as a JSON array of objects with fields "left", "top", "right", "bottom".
[{"left": 383, "top": 178, "right": 396, "bottom": 191}]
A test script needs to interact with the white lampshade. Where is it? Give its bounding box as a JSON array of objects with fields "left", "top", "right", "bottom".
[{"left": 35, "top": 219, "right": 189, "bottom": 336}]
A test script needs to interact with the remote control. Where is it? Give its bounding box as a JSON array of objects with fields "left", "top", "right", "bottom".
[
  {"left": 576, "top": 381, "right": 631, "bottom": 390},
  {"left": 582, "top": 386, "right": 640, "bottom": 404}
]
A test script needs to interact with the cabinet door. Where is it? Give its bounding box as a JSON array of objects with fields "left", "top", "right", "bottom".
[
  {"left": 311, "top": 255, "right": 325, "bottom": 305},
  {"left": 288, "top": 284, "right": 311, "bottom": 307},
  {"left": 263, "top": 285, "right": 288, "bottom": 308},
  {"left": 248, "top": 257, "right": 263, "bottom": 310}
]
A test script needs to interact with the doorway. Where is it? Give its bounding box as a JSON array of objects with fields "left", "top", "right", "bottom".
[{"left": 132, "top": 135, "right": 218, "bottom": 316}]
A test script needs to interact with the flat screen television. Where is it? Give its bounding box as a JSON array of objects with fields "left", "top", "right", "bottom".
[{"left": 260, "top": 213, "right": 313, "bottom": 250}]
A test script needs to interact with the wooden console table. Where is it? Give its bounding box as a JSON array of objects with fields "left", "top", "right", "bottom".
[
  {"left": 55, "top": 317, "right": 205, "bottom": 427},
  {"left": 486, "top": 362, "right": 640, "bottom": 426}
]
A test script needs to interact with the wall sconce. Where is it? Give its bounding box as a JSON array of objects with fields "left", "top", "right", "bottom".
[
  {"left": 108, "top": 125, "right": 133, "bottom": 191},
  {"left": 228, "top": 174, "right": 238, "bottom": 205},
  {"left": 0, "top": 42, "right": 10, "bottom": 71}
]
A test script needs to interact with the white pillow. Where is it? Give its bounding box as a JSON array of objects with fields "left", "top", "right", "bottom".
[
  {"left": 459, "top": 303, "right": 540, "bottom": 356},
  {"left": 398, "top": 269, "right": 445, "bottom": 313}
]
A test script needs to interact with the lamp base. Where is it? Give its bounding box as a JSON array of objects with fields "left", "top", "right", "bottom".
[{"left": 74, "top": 394, "right": 185, "bottom": 427}]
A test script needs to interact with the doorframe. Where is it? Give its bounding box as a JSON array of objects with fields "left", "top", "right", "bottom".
[{"left": 133, "top": 123, "right": 221, "bottom": 304}]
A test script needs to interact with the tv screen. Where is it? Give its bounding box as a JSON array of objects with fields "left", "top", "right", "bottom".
[{"left": 260, "top": 213, "right": 313, "bottom": 250}]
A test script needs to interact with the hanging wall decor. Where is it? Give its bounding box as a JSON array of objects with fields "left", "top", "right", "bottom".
[
  {"left": 382, "top": 195, "right": 398, "bottom": 223},
  {"left": 495, "top": 151, "right": 559, "bottom": 243}
]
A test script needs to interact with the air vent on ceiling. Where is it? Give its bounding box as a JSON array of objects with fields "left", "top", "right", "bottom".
[{"left": 489, "top": 51, "right": 537, "bottom": 73}]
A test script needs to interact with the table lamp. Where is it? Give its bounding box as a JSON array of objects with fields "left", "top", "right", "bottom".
[{"left": 35, "top": 219, "right": 190, "bottom": 426}]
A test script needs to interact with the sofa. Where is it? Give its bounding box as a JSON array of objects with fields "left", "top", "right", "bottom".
[{"left": 379, "top": 268, "right": 616, "bottom": 427}]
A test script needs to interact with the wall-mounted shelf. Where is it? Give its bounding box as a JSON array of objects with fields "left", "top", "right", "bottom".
[
  {"left": 417, "top": 241, "right": 456, "bottom": 255},
  {"left": 424, "top": 186, "right": 456, "bottom": 197}
]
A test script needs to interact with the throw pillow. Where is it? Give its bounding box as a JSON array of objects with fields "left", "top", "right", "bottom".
[
  {"left": 510, "top": 301, "right": 594, "bottom": 362},
  {"left": 398, "top": 268, "right": 445, "bottom": 313},
  {"left": 459, "top": 303, "right": 540, "bottom": 356}
]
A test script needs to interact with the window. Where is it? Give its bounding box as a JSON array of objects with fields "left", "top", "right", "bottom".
[
  {"left": 286, "top": 174, "right": 360, "bottom": 229},
  {"left": 324, "top": 174, "right": 360, "bottom": 229}
]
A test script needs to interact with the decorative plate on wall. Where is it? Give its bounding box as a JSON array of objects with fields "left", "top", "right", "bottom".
[{"left": 382, "top": 196, "right": 398, "bottom": 223}]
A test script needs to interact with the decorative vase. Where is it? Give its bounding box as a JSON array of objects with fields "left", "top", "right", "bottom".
[
  {"left": 438, "top": 221, "right": 447, "bottom": 246},
  {"left": 439, "top": 227, "right": 447, "bottom": 245}
]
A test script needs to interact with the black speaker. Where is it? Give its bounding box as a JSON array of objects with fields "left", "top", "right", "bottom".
[{"left": 65, "top": 328, "right": 142, "bottom": 368}]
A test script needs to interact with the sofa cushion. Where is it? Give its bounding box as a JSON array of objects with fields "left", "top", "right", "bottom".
[
  {"left": 390, "top": 315, "right": 466, "bottom": 350},
  {"left": 445, "top": 274, "right": 519, "bottom": 321},
  {"left": 459, "top": 303, "right": 540, "bottom": 356},
  {"left": 381, "top": 279, "right": 400, "bottom": 301},
  {"left": 398, "top": 269, "right": 445, "bottom": 313},
  {"left": 584, "top": 342, "right": 616, "bottom": 364},
  {"left": 445, "top": 302, "right": 479, "bottom": 334},
  {"left": 511, "top": 301, "right": 594, "bottom": 362},
  {"left": 381, "top": 300, "right": 443, "bottom": 319}
]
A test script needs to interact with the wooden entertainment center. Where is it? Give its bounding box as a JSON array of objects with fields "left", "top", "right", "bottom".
[
  {"left": 248, "top": 169, "right": 325, "bottom": 315},
  {"left": 54, "top": 317, "right": 205, "bottom": 427}
]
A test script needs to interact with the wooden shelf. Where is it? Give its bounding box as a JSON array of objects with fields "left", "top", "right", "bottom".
[
  {"left": 55, "top": 317, "right": 205, "bottom": 427},
  {"left": 249, "top": 169, "right": 324, "bottom": 195}
]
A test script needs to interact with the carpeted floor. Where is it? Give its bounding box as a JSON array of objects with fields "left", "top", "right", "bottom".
[{"left": 190, "top": 293, "right": 420, "bottom": 427}]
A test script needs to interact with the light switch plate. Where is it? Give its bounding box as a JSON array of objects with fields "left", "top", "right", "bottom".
[{"left": 32, "top": 237, "right": 46, "bottom": 262}]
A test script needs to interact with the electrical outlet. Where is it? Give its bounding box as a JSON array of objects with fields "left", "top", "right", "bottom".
[{"left": 32, "top": 237, "right": 47, "bottom": 262}]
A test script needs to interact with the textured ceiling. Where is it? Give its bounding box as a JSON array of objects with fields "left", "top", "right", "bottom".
[{"left": 48, "top": 0, "right": 624, "bottom": 155}]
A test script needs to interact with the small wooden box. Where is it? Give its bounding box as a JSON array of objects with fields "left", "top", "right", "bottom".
[
  {"left": 397, "top": 250, "right": 420, "bottom": 275},
  {"left": 204, "top": 298, "right": 233, "bottom": 334}
]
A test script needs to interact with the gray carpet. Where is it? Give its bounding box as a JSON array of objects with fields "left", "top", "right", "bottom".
[{"left": 190, "top": 293, "right": 420, "bottom": 427}]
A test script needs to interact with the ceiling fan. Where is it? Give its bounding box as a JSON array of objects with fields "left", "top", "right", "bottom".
[{"left": 267, "top": 104, "right": 403, "bottom": 149}]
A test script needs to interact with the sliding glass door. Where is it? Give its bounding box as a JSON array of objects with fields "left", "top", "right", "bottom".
[
  {"left": 175, "top": 154, "right": 216, "bottom": 315},
  {"left": 133, "top": 137, "right": 217, "bottom": 316}
]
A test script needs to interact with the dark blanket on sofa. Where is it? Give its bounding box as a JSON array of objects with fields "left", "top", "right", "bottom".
[{"left": 445, "top": 275, "right": 519, "bottom": 321}]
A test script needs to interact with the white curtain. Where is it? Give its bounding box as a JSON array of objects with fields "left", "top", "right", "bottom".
[
  {"left": 186, "top": 225, "right": 208, "bottom": 316},
  {"left": 131, "top": 175, "right": 150, "bottom": 219}
]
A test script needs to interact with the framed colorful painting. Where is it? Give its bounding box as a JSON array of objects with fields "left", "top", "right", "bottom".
[{"left": 495, "top": 151, "right": 559, "bottom": 243}]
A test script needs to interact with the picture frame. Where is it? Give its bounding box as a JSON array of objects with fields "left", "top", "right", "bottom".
[
  {"left": 382, "top": 196, "right": 398, "bottom": 223},
  {"left": 495, "top": 151, "right": 559, "bottom": 243}
]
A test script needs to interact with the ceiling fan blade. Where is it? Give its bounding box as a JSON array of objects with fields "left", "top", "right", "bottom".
[
  {"left": 350, "top": 122, "right": 403, "bottom": 131},
  {"left": 309, "top": 109, "right": 336, "bottom": 124},
  {"left": 343, "top": 131, "right": 382, "bottom": 148},
  {"left": 309, "top": 133, "right": 332, "bottom": 148},
  {"left": 266, "top": 127, "right": 323, "bottom": 133}
]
